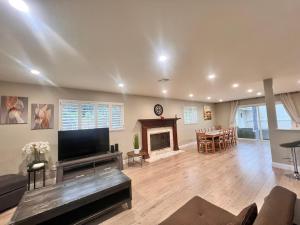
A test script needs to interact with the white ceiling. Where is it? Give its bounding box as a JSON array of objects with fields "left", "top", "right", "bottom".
[{"left": 1, "top": 0, "right": 300, "bottom": 102}]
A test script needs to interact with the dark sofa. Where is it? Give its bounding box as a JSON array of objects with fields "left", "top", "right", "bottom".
[
  {"left": 0, "top": 174, "right": 27, "bottom": 212},
  {"left": 159, "top": 186, "right": 297, "bottom": 225}
]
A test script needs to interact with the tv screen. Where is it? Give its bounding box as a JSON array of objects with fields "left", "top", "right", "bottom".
[{"left": 58, "top": 128, "right": 109, "bottom": 161}]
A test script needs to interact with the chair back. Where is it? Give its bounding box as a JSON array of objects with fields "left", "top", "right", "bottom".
[{"left": 196, "top": 132, "right": 207, "bottom": 142}]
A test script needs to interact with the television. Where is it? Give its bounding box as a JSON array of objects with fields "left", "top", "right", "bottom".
[{"left": 58, "top": 128, "right": 109, "bottom": 161}]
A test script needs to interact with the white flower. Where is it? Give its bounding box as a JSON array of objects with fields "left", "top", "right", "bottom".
[{"left": 22, "top": 142, "right": 50, "bottom": 155}]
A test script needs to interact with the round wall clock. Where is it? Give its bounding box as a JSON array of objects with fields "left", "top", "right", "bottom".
[{"left": 154, "top": 104, "right": 163, "bottom": 116}]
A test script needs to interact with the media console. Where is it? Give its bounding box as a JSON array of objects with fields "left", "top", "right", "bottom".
[{"left": 56, "top": 152, "right": 123, "bottom": 183}]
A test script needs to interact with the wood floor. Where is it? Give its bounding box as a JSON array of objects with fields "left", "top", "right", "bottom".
[{"left": 1, "top": 140, "right": 300, "bottom": 225}]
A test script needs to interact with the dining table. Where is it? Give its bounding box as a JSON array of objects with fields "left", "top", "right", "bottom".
[{"left": 205, "top": 130, "right": 222, "bottom": 152}]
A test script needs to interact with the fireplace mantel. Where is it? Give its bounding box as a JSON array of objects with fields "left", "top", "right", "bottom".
[{"left": 138, "top": 118, "right": 181, "bottom": 158}]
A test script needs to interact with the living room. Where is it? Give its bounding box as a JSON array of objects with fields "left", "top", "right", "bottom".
[{"left": 1, "top": 1, "right": 300, "bottom": 225}]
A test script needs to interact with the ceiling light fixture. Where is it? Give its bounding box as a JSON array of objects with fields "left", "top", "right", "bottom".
[
  {"left": 189, "top": 93, "right": 194, "bottom": 98},
  {"left": 9, "top": 0, "right": 29, "bottom": 13},
  {"left": 232, "top": 83, "right": 239, "bottom": 88},
  {"left": 208, "top": 73, "right": 216, "bottom": 80},
  {"left": 162, "top": 90, "right": 167, "bottom": 94},
  {"left": 219, "top": 99, "right": 223, "bottom": 102},
  {"left": 158, "top": 55, "right": 168, "bottom": 62},
  {"left": 30, "top": 69, "right": 40, "bottom": 75},
  {"left": 118, "top": 83, "right": 124, "bottom": 88},
  {"left": 207, "top": 96, "right": 211, "bottom": 100},
  {"left": 247, "top": 89, "right": 253, "bottom": 93},
  {"left": 256, "top": 92, "right": 262, "bottom": 96}
]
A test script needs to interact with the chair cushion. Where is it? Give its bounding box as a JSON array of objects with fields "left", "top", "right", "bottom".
[
  {"left": 253, "top": 186, "right": 296, "bottom": 225},
  {"left": 0, "top": 174, "right": 27, "bottom": 195},
  {"left": 237, "top": 203, "right": 258, "bottom": 225},
  {"left": 159, "top": 196, "right": 237, "bottom": 225}
]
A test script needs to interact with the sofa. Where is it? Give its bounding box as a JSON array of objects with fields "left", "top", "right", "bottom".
[
  {"left": 0, "top": 174, "right": 27, "bottom": 212},
  {"left": 159, "top": 186, "right": 298, "bottom": 225}
]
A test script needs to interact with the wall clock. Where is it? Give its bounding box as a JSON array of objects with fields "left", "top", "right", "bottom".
[{"left": 154, "top": 104, "right": 163, "bottom": 116}]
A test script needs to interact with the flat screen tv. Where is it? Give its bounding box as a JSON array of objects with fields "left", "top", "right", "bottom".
[{"left": 58, "top": 128, "right": 109, "bottom": 161}]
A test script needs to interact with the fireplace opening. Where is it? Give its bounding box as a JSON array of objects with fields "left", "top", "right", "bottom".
[{"left": 150, "top": 132, "right": 170, "bottom": 151}]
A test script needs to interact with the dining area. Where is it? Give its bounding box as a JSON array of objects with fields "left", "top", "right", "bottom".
[{"left": 195, "top": 127, "right": 237, "bottom": 153}]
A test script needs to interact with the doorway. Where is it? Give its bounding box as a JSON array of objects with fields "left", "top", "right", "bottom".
[{"left": 235, "top": 105, "right": 269, "bottom": 140}]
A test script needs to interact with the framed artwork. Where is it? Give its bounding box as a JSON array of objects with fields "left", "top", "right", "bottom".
[
  {"left": 31, "top": 104, "right": 54, "bottom": 130},
  {"left": 0, "top": 96, "right": 28, "bottom": 124},
  {"left": 203, "top": 105, "right": 212, "bottom": 120}
]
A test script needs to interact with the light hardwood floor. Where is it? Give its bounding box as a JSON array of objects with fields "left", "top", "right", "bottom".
[{"left": 1, "top": 140, "right": 300, "bottom": 225}]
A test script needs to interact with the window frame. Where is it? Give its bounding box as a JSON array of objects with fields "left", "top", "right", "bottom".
[
  {"left": 183, "top": 106, "right": 199, "bottom": 125},
  {"left": 59, "top": 99, "right": 124, "bottom": 131}
]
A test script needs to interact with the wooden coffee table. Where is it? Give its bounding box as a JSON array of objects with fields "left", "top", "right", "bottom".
[
  {"left": 127, "top": 151, "right": 147, "bottom": 167},
  {"left": 9, "top": 169, "right": 132, "bottom": 225}
]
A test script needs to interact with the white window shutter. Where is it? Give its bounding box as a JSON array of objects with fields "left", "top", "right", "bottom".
[
  {"left": 60, "top": 102, "right": 79, "bottom": 130},
  {"left": 80, "top": 104, "right": 96, "bottom": 129},
  {"left": 97, "top": 104, "right": 110, "bottom": 128},
  {"left": 184, "top": 106, "right": 198, "bottom": 124},
  {"left": 111, "top": 104, "right": 123, "bottom": 129}
]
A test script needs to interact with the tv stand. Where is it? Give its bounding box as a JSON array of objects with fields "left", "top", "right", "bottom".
[{"left": 56, "top": 152, "right": 123, "bottom": 183}]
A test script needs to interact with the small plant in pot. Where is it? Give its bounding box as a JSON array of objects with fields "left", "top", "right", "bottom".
[{"left": 133, "top": 134, "right": 140, "bottom": 154}]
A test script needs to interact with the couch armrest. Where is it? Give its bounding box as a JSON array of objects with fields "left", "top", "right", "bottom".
[{"left": 294, "top": 199, "right": 300, "bottom": 225}]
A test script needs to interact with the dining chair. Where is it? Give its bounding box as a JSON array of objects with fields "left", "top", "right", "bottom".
[
  {"left": 215, "top": 130, "right": 226, "bottom": 151},
  {"left": 196, "top": 132, "right": 213, "bottom": 153},
  {"left": 224, "top": 129, "right": 232, "bottom": 149},
  {"left": 231, "top": 127, "right": 237, "bottom": 145}
]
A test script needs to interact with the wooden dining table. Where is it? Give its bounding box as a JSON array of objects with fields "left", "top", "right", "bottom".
[{"left": 205, "top": 130, "right": 222, "bottom": 152}]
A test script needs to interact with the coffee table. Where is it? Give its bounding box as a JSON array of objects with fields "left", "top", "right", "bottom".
[
  {"left": 127, "top": 151, "right": 147, "bottom": 167},
  {"left": 9, "top": 169, "right": 132, "bottom": 225}
]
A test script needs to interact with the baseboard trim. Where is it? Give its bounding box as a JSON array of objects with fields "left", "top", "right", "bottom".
[
  {"left": 272, "top": 162, "right": 299, "bottom": 171},
  {"left": 179, "top": 141, "right": 196, "bottom": 149}
]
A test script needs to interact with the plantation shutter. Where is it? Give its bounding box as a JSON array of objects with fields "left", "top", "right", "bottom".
[
  {"left": 60, "top": 100, "right": 124, "bottom": 130},
  {"left": 97, "top": 104, "right": 110, "bottom": 128},
  {"left": 60, "top": 102, "right": 79, "bottom": 130},
  {"left": 184, "top": 106, "right": 198, "bottom": 124},
  {"left": 111, "top": 104, "right": 123, "bottom": 129},
  {"left": 80, "top": 103, "right": 96, "bottom": 129}
]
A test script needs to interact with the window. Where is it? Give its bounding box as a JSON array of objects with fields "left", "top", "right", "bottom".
[
  {"left": 60, "top": 100, "right": 124, "bottom": 131},
  {"left": 183, "top": 106, "right": 198, "bottom": 124},
  {"left": 276, "top": 103, "right": 293, "bottom": 129}
]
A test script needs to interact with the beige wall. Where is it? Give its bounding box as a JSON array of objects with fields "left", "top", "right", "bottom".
[{"left": 0, "top": 81, "right": 215, "bottom": 175}]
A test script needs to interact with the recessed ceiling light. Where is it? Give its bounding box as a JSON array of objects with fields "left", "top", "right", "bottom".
[
  {"left": 189, "top": 93, "right": 194, "bottom": 97},
  {"left": 297, "top": 80, "right": 300, "bottom": 84},
  {"left": 256, "top": 92, "right": 262, "bottom": 96},
  {"left": 208, "top": 73, "right": 216, "bottom": 80},
  {"left": 207, "top": 96, "right": 211, "bottom": 100},
  {"left": 118, "top": 83, "right": 124, "bottom": 88},
  {"left": 9, "top": 0, "right": 29, "bottom": 13},
  {"left": 30, "top": 69, "right": 40, "bottom": 75},
  {"left": 232, "top": 83, "right": 239, "bottom": 88},
  {"left": 219, "top": 99, "right": 223, "bottom": 102},
  {"left": 247, "top": 89, "right": 253, "bottom": 93},
  {"left": 162, "top": 89, "right": 167, "bottom": 94},
  {"left": 158, "top": 55, "right": 168, "bottom": 62}
]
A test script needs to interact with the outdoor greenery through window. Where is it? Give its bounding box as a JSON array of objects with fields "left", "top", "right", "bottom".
[
  {"left": 184, "top": 106, "right": 198, "bottom": 124},
  {"left": 60, "top": 100, "right": 124, "bottom": 131}
]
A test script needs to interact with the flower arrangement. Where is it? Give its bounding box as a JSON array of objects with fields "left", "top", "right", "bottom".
[{"left": 22, "top": 142, "right": 50, "bottom": 162}]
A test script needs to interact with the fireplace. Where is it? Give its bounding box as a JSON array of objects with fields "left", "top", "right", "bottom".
[
  {"left": 138, "top": 118, "right": 181, "bottom": 158},
  {"left": 150, "top": 132, "right": 171, "bottom": 151}
]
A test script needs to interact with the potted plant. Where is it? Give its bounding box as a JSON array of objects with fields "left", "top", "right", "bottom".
[{"left": 133, "top": 134, "right": 140, "bottom": 154}]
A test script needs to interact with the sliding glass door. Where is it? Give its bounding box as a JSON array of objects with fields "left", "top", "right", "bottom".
[{"left": 235, "top": 105, "right": 269, "bottom": 140}]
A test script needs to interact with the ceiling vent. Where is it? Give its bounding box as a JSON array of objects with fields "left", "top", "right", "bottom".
[{"left": 158, "top": 78, "right": 170, "bottom": 83}]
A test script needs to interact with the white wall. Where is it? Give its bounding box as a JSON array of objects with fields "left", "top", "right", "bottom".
[{"left": 0, "top": 81, "right": 215, "bottom": 175}]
